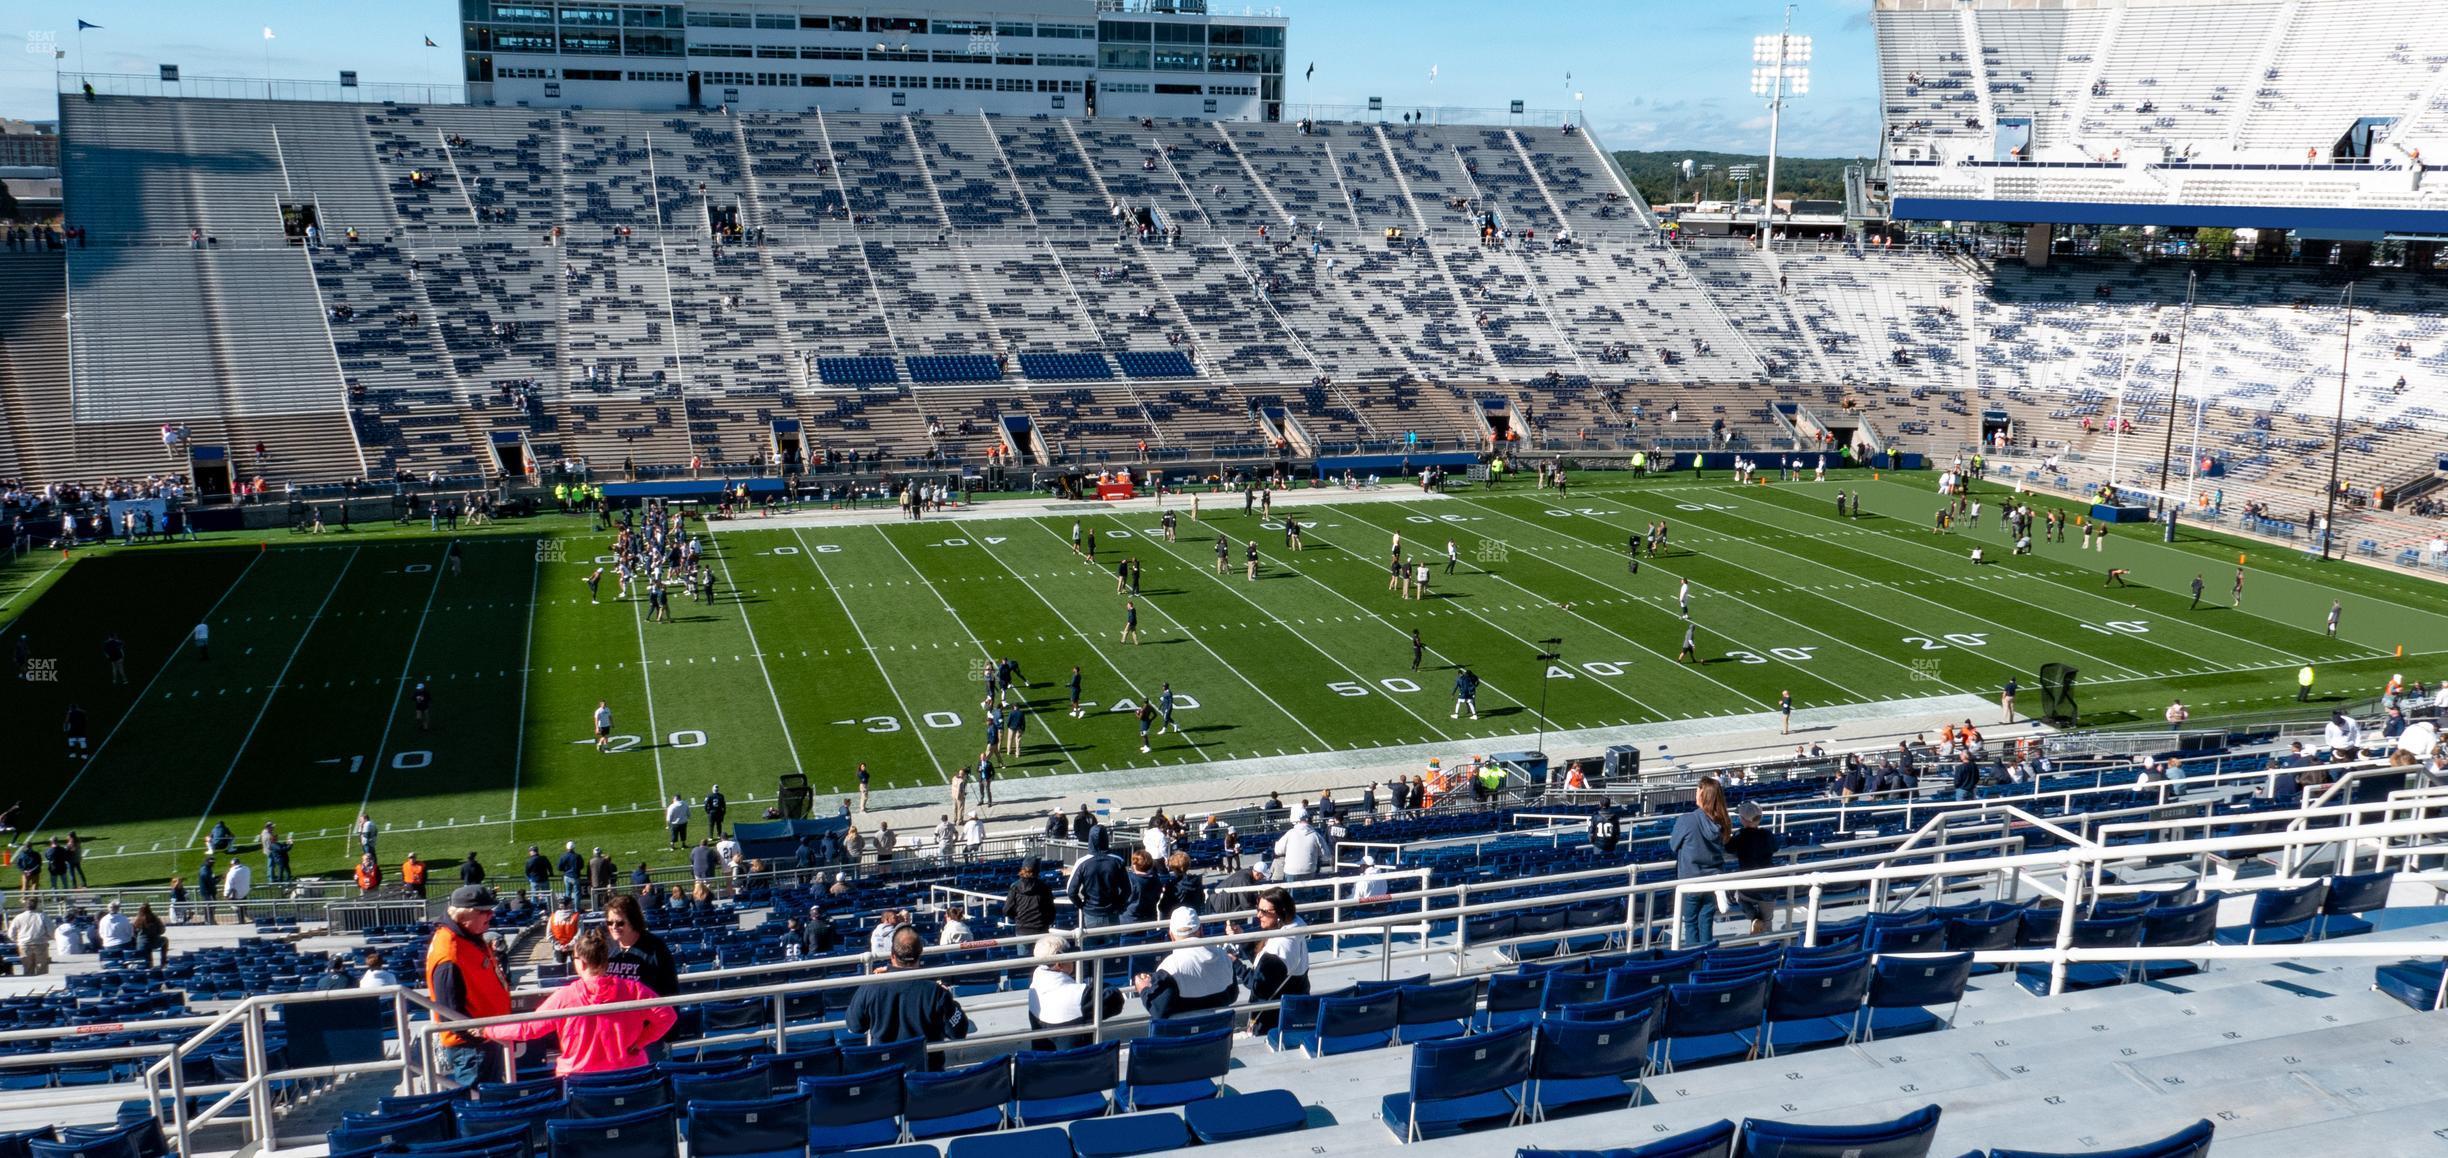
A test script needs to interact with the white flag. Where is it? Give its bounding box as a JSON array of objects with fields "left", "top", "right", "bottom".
[
  {"left": 1428, "top": 64, "right": 1439, "bottom": 83},
  {"left": 262, "top": 26, "right": 275, "bottom": 39}
]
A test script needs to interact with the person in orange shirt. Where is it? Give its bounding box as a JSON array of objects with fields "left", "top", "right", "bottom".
[
  {"left": 400, "top": 853, "right": 428, "bottom": 899},
  {"left": 354, "top": 853, "right": 382, "bottom": 897},
  {"left": 548, "top": 899, "right": 581, "bottom": 967}
]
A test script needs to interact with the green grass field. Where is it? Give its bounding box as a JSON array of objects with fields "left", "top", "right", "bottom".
[{"left": 5, "top": 469, "right": 2441, "bottom": 889}]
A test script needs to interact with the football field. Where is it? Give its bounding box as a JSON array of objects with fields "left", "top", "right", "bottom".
[{"left": 5, "top": 470, "right": 2441, "bottom": 889}]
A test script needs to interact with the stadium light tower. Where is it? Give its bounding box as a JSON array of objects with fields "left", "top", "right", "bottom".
[{"left": 1751, "top": 8, "right": 1810, "bottom": 249}]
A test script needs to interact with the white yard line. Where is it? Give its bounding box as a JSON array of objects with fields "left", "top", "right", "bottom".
[
  {"left": 792, "top": 525, "right": 955, "bottom": 782},
  {"left": 628, "top": 591, "right": 671, "bottom": 805},
  {"left": 0, "top": 554, "right": 68, "bottom": 613},
  {"left": 186, "top": 547, "right": 361, "bottom": 845},
  {"left": 1449, "top": 496, "right": 1991, "bottom": 699},
  {"left": 1093, "top": 512, "right": 1461, "bottom": 743},
  {"left": 1016, "top": 519, "right": 1341, "bottom": 752},
  {"left": 706, "top": 527, "right": 805, "bottom": 775},
  {"left": 357, "top": 543, "right": 457, "bottom": 818},
  {"left": 507, "top": 547, "right": 542, "bottom": 842},
  {"left": 868, "top": 524, "right": 1089, "bottom": 776},
  {"left": 29, "top": 549, "right": 269, "bottom": 839}
]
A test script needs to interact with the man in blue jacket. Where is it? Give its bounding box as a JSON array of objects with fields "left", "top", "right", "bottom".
[{"left": 1067, "top": 826, "right": 1129, "bottom": 933}]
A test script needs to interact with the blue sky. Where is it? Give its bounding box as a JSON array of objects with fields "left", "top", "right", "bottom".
[{"left": 0, "top": 0, "right": 1879, "bottom": 157}]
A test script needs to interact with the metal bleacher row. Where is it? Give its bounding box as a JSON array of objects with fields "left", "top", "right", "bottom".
[{"left": 36, "top": 96, "right": 1736, "bottom": 486}]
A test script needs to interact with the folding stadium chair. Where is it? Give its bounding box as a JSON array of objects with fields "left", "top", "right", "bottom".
[
  {"left": 2130, "top": 898, "right": 2221, "bottom": 982},
  {"left": 1266, "top": 993, "right": 1320, "bottom": 1053},
  {"left": 673, "top": 1063, "right": 772, "bottom": 1107},
  {"left": 0, "top": 1128, "right": 59, "bottom": 1158},
  {"left": 1652, "top": 972, "right": 1771, "bottom": 1072},
  {"left": 1986, "top": 1118, "right": 2213, "bottom": 1158},
  {"left": 563, "top": 1076, "right": 670, "bottom": 1120},
  {"left": 1118, "top": 1027, "right": 1232, "bottom": 1111},
  {"left": 452, "top": 1096, "right": 567, "bottom": 1155},
  {"left": 903, "top": 1057, "right": 1013, "bottom": 1140},
  {"left": 2315, "top": 869, "right": 2395, "bottom": 939},
  {"left": 942, "top": 1125, "right": 1070, "bottom": 1158},
  {"left": 841, "top": 1037, "right": 928, "bottom": 1075},
  {"left": 686, "top": 1094, "right": 810, "bottom": 1158},
  {"left": 2015, "top": 915, "right": 2144, "bottom": 994},
  {"left": 381, "top": 1088, "right": 473, "bottom": 1118},
  {"left": 1527, "top": 1010, "right": 1655, "bottom": 1120},
  {"left": 764, "top": 1045, "right": 842, "bottom": 1093},
  {"left": 2374, "top": 958, "right": 2448, "bottom": 1012},
  {"left": 329, "top": 1107, "right": 453, "bottom": 1155},
  {"left": 396, "top": 1125, "right": 529, "bottom": 1158},
  {"left": 1307, "top": 992, "right": 1400, "bottom": 1056},
  {"left": 1395, "top": 978, "right": 1481, "bottom": 1043},
  {"left": 1538, "top": 968, "right": 1611, "bottom": 1013},
  {"left": 1736, "top": 1103, "right": 1941, "bottom": 1158},
  {"left": 2218, "top": 880, "right": 2328, "bottom": 945},
  {"left": 1377, "top": 1021, "right": 1536, "bottom": 1144},
  {"left": 1010, "top": 1042, "right": 1119, "bottom": 1126},
  {"left": 799, "top": 1067, "right": 906, "bottom": 1154},
  {"left": 1755, "top": 954, "right": 1873, "bottom": 1057},
  {"left": 1859, "top": 952, "right": 1974, "bottom": 1041},
  {"left": 1145, "top": 1010, "right": 1232, "bottom": 1037},
  {"left": 543, "top": 1103, "right": 677, "bottom": 1158},
  {"left": 1479, "top": 973, "right": 1547, "bottom": 1030}
]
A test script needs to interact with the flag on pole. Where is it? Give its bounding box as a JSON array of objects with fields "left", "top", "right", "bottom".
[
  {"left": 1304, "top": 62, "right": 1313, "bottom": 81},
  {"left": 424, "top": 36, "right": 438, "bottom": 47},
  {"left": 1428, "top": 64, "right": 1439, "bottom": 83},
  {"left": 76, "top": 19, "right": 101, "bottom": 30},
  {"left": 262, "top": 26, "right": 275, "bottom": 40}
]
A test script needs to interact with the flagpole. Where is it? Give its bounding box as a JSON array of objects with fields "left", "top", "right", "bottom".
[{"left": 263, "top": 28, "right": 274, "bottom": 100}]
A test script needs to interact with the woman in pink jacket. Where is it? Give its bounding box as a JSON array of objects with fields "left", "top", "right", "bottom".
[{"left": 482, "top": 929, "right": 675, "bottom": 1075}]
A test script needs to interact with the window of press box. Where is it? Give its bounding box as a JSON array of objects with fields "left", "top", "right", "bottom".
[
  {"left": 867, "top": 16, "right": 927, "bottom": 34},
  {"left": 1101, "top": 20, "right": 1151, "bottom": 42},
  {"left": 556, "top": 6, "right": 620, "bottom": 26}
]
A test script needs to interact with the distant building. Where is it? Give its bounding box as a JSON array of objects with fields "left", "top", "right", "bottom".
[
  {"left": 0, "top": 119, "right": 59, "bottom": 167},
  {"left": 460, "top": 0, "right": 1286, "bottom": 122}
]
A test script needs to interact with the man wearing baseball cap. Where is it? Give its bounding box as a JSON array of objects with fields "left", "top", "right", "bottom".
[{"left": 424, "top": 884, "right": 510, "bottom": 1086}]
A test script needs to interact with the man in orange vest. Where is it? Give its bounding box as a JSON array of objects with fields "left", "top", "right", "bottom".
[
  {"left": 425, "top": 885, "right": 510, "bottom": 1087},
  {"left": 400, "top": 853, "right": 428, "bottom": 900},
  {"left": 354, "top": 853, "right": 382, "bottom": 897}
]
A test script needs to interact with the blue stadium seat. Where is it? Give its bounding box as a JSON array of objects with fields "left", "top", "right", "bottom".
[
  {"left": 381, "top": 1088, "right": 473, "bottom": 1118},
  {"left": 905, "top": 355, "right": 1001, "bottom": 385},
  {"left": 1120, "top": 1027, "right": 1232, "bottom": 1110},
  {"left": 544, "top": 1103, "right": 677, "bottom": 1158},
  {"left": 1654, "top": 972, "right": 1770, "bottom": 1072},
  {"left": 2015, "top": 916, "right": 2144, "bottom": 994},
  {"left": 1514, "top": 1117, "right": 1735, "bottom": 1157},
  {"left": 765, "top": 1046, "right": 842, "bottom": 1092},
  {"left": 1862, "top": 952, "right": 1974, "bottom": 1041},
  {"left": 398, "top": 1125, "right": 530, "bottom": 1158},
  {"left": 1114, "top": 351, "right": 1196, "bottom": 379},
  {"left": 1396, "top": 979, "right": 1481, "bottom": 1043},
  {"left": 1987, "top": 1118, "right": 2213, "bottom": 1158},
  {"left": 686, "top": 1094, "right": 810, "bottom": 1158},
  {"left": 2219, "top": 880, "right": 2328, "bottom": 945},
  {"left": 1267, "top": 993, "right": 1321, "bottom": 1053},
  {"left": 675, "top": 1064, "right": 773, "bottom": 1107},
  {"left": 565, "top": 1076, "right": 670, "bottom": 1120},
  {"left": 1308, "top": 992, "right": 1400, "bottom": 1056},
  {"left": 2316, "top": 870, "right": 2394, "bottom": 939},
  {"left": 1756, "top": 954, "right": 1872, "bottom": 1056},
  {"left": 1182, "top": 1088, "right": 1306, "bottom": 1143},
  {"left": 1527, "top": 1010, "right": 1654, "bottom": 1120},
  {"left": 1737, "top": 1104, "right": 1941, "bottom": 1157},
  {"left": 1379, "top": 1021, "right": 1535, "bottom": 1143},
  {"left": 330, "top": 1106, "right": 454, "bottom": 1154},
  {"left": 1539, "top": 969, "right": 1610, "bottom": 1013},
  {"left": 1068, "top": 1110, "right": 1190, "bottom": 1157},
  {"left": 2131, "top": 899, "right": 2221, "bottom": 981},
  {"left": 800, "top": 1067, "right": 906, "bottom": 1153},
  {"left": 453, "top": 1095, "right": 567, "bottom": 1154},
  {"left": 943, "top": 1126, "right": 1069, "bottom": 1158},
  {"left": 0, "top": 1128, "right": 58, "bottom": 1158},
  {"left": 2373, "top": 958, "right": 2447, "bottom": 1012},
  {"left": 904, "top": 1057, "right": 1013, "bottom": 1140},
  {"left": 475, "top": 1077, "right": 563, "bottom": 1104},
  {"left": 1017, "top": 352, "right": 1113, "bottom": 381},
  {"left": 1865, "top": 922, "right": 1947, "bottom": 954},
  {"left": 1010, "top": 1042, "right": 1119, "bottom": 1125},
  {"left": 1480, "top": 973, "right": 1547, "bottom": 1030},
  {"left": 841, "top": 1037, "right": 927, "bottom": 1075},
  {"left": 1147, "top": 1010, "right": 1233, "bottom": 1038}
]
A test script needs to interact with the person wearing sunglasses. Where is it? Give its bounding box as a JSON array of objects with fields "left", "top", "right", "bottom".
[
  {"left": 598, "top": 892, "right": 680, "bottom": 1058},
  {"left": 1243, "top": 887, "right": 1307, "bottom": 1036}
]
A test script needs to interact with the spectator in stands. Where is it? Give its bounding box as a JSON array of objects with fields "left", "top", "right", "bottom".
[
  {"left": 358, "top": 949, "right": 399, "bottom": 989},
  {"left": 1272, "top": 813, "right": 1326, "bottom": 882},
  {"left": 524, "top": 845, "right": 550, "bottom": 899},
  {"left": 1669, "top": 778, "right": 1731, "bottom": 947},
  {"left": 1068, "top": 827, "right": 1129, "bottom": 934},
  {"left": 938, "top": 904, "right": 973, "bottom": 947},
  {"left": 483, "top": 929, "right": 676, "bottom": 1077},
  {"left": 400, "top": 853, "right": 428, "bottom": 899},
  {"left": 96, "top": 901, "right": 133, "bottom": 952},
  {"left": 589, "top": 848, "right": 616, "bottom": 907},
  {"left": 425, "top": 886, "right": 510, "bottom": 1087},
  {"left": 1164, "top": 851, "right": 1205, "bottom": 915},
  {"left": 355, "top": 852, "right": 382, "bottom": 898},
  {"left": 1590, "top": 800, "right": 1624, "bottom": 854},
  {"left": 134, "top": 903, "right": 166, "bottom": 967},
  {"left": 1125, "top": 849, "right": 1166, "bottom": 926},
  {"left": 312, "top": 953, "right": 355, "bottom": 991},
  {"left": 2326, "top": 711, "right": 2364, "bottom": 761},
  {"left": 1135, "top": 907, "right": 1237, "bottom": 1020},
  {"left": 845, "top": 926, "right": 972, "bottom": 1061},
  {"left": 223, "top": 857, "right": 251, "bottom": 923},
  {"left": 1241, "top": 886, "right": 1308, "bottom": 1035},
  {"left": 1726, "top": 803, "right": 1780, "bottom": 936},
  {"left": 1026, "top": 933, "right": 1125, "bottom": 1052},
  {"left": 548, "top": 899, "right": 580, "bottom": 967},
  {"left": 1006, "top": 857, "right": 1055, "bottom": 936}
]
